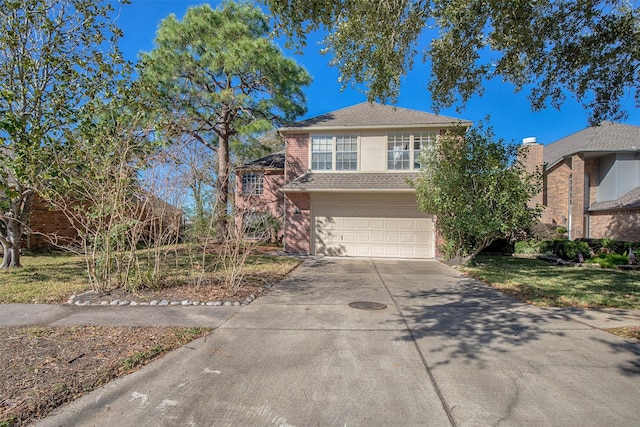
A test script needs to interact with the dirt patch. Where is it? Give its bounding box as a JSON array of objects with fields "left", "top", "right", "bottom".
[
  {"left": 1, "top": 248, "right": 302, "bottom": 426},
  {"left": 0, "top": 325, "right": 210, "bottom": 427},
  {"left": 605, "top": 326, "right": 640, "bottom": 342}
]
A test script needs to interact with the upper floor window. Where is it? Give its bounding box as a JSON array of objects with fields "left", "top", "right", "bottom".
[
  {"left": 388, "top": 133, "right": 411, "bottom": 170},
  {"left": 311, "top": 136, "right": 333, "bottom": 170},
  {"left": 336, "top": 135, "right": 358, "bottom": 171},
  {"left": 388, "top": 132, "right": 437, "bottom": 170},
  {"left": 413, "top": 131, "right": 437, "bottom": 169},
  {"left": 242, "top": 173, "right": 264, "bottom": 196},
  {"left": 311, "top": 135, "right": 358, "bottom": 171}
]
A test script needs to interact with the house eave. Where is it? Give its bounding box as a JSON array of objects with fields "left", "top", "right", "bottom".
[
  {"left": 280, "top": 188, "right": 416, "bottom": 194},
  {"left": 236, "top": 167, "right": 284, "bottom": 173},
  {"left": 588, "top": 205, "right": 640, "bottom": 212},
  {"left": 279, "top": 121, "right": 473, "bottom": 133},
  {"left": 546, "top": 148, "right": 640, "bottom": 169}
]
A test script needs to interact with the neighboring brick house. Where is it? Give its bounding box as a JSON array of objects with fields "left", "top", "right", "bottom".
[
  {"left": 24, "top": 192, "right": 184, "bottom": 250},
  {"left": 26, "top": 195, "right": 79, "bottom": 250},
  {"left": 273, "top": 102, "right": 471, "bottom": 258},
  {"left": 235, "top": 151, "right": 285, "bottom": 240},
  {"left": 523, "top": 122, "right": 640, "bottom": 241}
]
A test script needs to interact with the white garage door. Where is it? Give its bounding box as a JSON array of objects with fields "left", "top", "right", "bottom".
[{"left": 312, "top": 193, "right": 434, "bottom": 259}]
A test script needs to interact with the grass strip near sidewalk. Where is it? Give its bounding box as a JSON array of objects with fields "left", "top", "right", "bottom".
[
  {"left": 0, "top": 326, "right": 210, "bottom": 427},
  {"left": 0, "top": 253, "right": 88, "bottom": 304},
  {"left": 459, "top": 255, "right": 640, "bottom": 309},
  {"left": 0, "top": 248, "right": 300, "bottom": 304}
]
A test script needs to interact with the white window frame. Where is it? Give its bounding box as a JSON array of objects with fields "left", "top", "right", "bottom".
[
  {"left": 413, "top": 131, "right": 437, "bottom": 170},
  {"left": 310, "top": 135, "right": 359, "bottom": 171},
  {"left": 388, "top": 131, "right": 438, "bottom": 171},
  {"left": 311, "top": 135, "right": 333, "bottom": 171},
  {"left": 242, "top": 172, "right": 264, "bottom": 196},
  {"left": 387, "top": 133, "right": 411, "bottom": 170},
  {"left": 335, "top": 135, "right": 358, "bottom": 171}
]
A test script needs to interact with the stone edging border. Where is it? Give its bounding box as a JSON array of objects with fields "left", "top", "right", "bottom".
[
  {"left": 67, "top": 295, "right": 256, "bottom": 307},
  {"left": 66, "top": 284, "right": 276, "bottom": 307}
]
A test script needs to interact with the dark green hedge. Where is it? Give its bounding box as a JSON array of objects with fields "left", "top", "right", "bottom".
[{"left": 539, "top": 240, "right": 590, "bottom": 261}]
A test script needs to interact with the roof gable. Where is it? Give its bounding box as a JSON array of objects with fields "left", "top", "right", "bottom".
[
  {"left": 280, "top": 102, "right": 472, "bottom": 131},
  {"left": 238, "top": 151, "right": 285, "bottom": 170},
  {"left": 544, "top": 122, "right": 640, "bottom": 167}
]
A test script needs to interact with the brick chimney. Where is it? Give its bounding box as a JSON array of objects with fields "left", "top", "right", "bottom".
[{"left": 519, "top": 137, "right": 544, "bottom": 208}]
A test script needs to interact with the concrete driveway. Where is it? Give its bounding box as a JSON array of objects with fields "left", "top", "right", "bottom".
[{"left": 37, "top": 258, "right": 640, "bottom": 426}]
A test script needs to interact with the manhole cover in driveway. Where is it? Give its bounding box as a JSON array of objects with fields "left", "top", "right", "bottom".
[{"left": 348, "top": 301, "right": 387, "bottom": 310}]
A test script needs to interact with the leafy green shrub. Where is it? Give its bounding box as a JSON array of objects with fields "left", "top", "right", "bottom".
[
  {"left": 514, "top": 240, "right": 541, "bottom": 254},
  {"left": 539, "top": 239, "right": 590, "bottom": 261},
  {"left": 586, "top": 253, "right": 629, "bottom": 269},
  {"left": 576, "top": 238, "right": 627, "bottom": 255}
]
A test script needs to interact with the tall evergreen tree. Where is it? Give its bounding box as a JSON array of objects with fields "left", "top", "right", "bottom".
[{"left": 138, "top": 2, "right": 311, "bottom": 238}]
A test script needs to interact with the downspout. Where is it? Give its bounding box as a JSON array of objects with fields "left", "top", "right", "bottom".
[
  {"left": 280, "top": 130, "right": 288, "bottom": 254},
  {"left": 567, "top": 174, "right": 572, "bottom": 240}
]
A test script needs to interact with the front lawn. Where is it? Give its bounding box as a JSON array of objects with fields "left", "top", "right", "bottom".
[
  {"left": 460, "top": 255, "right": 640, "bottom": 309},
  {"left": 0, "top": 246, "right": 301, "bottom": 304},
  {"left": 0, "top": 253, "right": 88, "bottom": 304}
]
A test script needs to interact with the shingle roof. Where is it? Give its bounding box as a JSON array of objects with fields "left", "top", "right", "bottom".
[
  {"left": 544, "top": 122, "right": 640, "bottom": 167},
  {"left": 238, "top": 151, "right": 285, "bottom": 170},
  {"left": 280, "top": 172, "right": 420, "bottom": 193},
  {"left": 589, "top": 187, "right": 640, "bottom": 212},
  {"left": 280, "top": 102, "right": 472, "bottom": 131}
]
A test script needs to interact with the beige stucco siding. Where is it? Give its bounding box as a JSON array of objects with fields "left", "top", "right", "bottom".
[{"left": 308, "top": 128, "right": 445, "bottom": 173}]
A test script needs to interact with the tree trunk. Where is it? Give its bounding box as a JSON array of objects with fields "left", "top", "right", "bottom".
[
  {"left": 0, "top": 193, "right": 34, "bottom": 269},
  {"left": 215, "top": 131, "right": 230, "bottom": 240},
  {"left": 1, "top": 217, "right": 23, "bottom": 268},
  {"left": 461, "top": 237, "right": 496, "bottom": 263}
]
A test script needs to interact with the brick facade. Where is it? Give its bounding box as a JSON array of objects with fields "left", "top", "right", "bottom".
[
  {"left": 569, "top": 154, "right": 585, "bottom": 239},
  {"left": 521, "top": 142, "right": 544, "bottom": 209},
  {"left": 281, "top": 133, "right": 312, "bottom": 254},
  {"left": 539, "top": 161, "right": 571, "bottom": 228},
  {"left": 589, "top": 210, "right": 640, "bottom": 241},
  {"left": 284, "top": 133, "right": 309, "bottom": 182},
  {"left": 235, "top": 170, "right": 285, "bottom": 233},
  {"left": 523, "top": 142, "right": 640, "bottom": 241},
  {"left": 27, "top": 196, "right": 79, "bottom": 250},
  {"left": 284, "top": 192, "right": 311, "bottom": 254}
]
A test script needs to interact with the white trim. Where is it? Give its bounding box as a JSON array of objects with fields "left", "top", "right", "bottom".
[
  {"left": 282, "top": 188, "right": 416, "bottom": 193},
  {"left": 279, "top": 122, "right": 472, "bottom": 133}
]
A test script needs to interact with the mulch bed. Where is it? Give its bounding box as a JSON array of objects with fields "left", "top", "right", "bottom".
[{"left": 0, "top": 325, "right": 210, "bottom": 426}]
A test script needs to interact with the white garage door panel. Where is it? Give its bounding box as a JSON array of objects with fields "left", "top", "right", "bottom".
[{"left": 313, "top": 194, "right": 434, "bottom": 259}]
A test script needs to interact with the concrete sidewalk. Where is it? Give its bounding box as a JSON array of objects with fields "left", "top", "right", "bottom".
[
  {"left": 2, "top": 297, "right": 639, "bottom": 330},
  {"left": 7, "top": 258, "right": 638, "bottom": 426}
]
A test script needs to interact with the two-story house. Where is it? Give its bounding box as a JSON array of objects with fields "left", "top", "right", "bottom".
[
  {"left": 522, "top": 121, "right": 640, "bottom": 241},
  {"left": 273, "top": 102, "right": 471, "bottom": 259},
  {"left": 235, "top": 151, "right": 286, "bottom": 240}
]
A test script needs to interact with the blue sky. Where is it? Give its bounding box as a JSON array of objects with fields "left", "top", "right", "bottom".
[{"left": 115, "top": 0, "right": 640, "bottom": 146}]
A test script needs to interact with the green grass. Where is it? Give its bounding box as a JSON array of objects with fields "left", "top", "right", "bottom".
[
  {"left": 460, "top": 255, "right": 640, "bottom": 309},
  {"left": 586, "top": 253, "right": 629, "bottom": 269},
  {"left": 120, "top": 345, "right": 165, "bottom": 371},
  {"left": 0, "top": 247, "right": 301, "bottom": 304},
  {"left": 0, "top": 252, "right": 88, "bottom": 304}
]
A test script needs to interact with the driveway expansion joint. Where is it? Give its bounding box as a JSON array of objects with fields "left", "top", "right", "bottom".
[{"left": 371, "top": 259, "right": 457, "bottom": 427}]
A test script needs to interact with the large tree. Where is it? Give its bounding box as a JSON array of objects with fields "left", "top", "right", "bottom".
[
  {"left": 267, "top": 0, "right": 640, "bottom": 124},
  {"left": 414, "top": 125, "right": 542, "bottom": 261},
  {"left": 0, "top": 0, "right": 127, "bottom": 268},
  {"left": 138, "top": 2, "right": 311, "bottom": 238}
]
